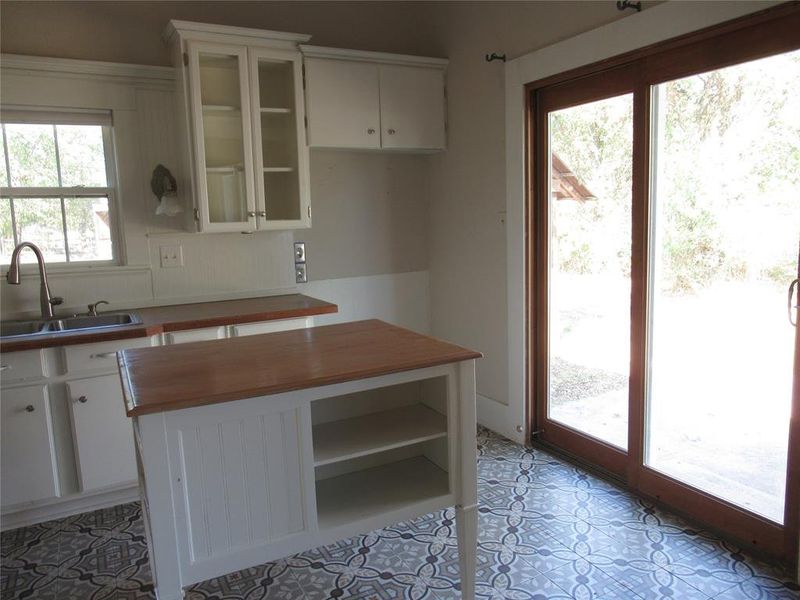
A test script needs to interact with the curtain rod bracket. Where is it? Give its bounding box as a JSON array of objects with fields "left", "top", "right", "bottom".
[
  {"left": 617, "top": 0, "right": 642, "bottom": 11},
  {"left": 485, "top": 52, "right": 506, "bottom": 63}
]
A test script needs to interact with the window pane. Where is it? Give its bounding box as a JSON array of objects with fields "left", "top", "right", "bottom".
[
  {"left": 57, "top": 125, "right": 108, "bottom": 187},
  {"left": 0, "top": 201, "right": 14, "bottom": 264},
  {"left": 65, "top": 197, "right": 112, "bottom": 261},
  {"left": 13, "top": 198, "right": 66, "bottom": 262},
  {"left": 5, "top": 124, "right": 58, "bottom": 187},
  {"left": 0, "top": 134, "right": 8, "bottom": 187}
]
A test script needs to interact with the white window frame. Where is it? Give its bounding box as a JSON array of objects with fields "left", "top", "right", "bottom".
[{"left": 0, "top": 110, "right": 121, "bottom": 267}]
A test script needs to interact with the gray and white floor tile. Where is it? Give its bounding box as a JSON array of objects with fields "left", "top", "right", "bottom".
[{"left": 2, "top": 427, "right": 798, "bottom": 599}]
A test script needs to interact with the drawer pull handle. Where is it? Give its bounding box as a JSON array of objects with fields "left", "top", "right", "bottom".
[
  {"left": 77, "top": 396, "right": 88, "bottom": 404},
  {"left": 25, "top": 405, "right": 35, "bottom": 413},
  {"left": 90, "top": 352, "right": 117, "bottom": 359},
  {"left": 0, "top": 365, "right": 9, "bottom": 371}
]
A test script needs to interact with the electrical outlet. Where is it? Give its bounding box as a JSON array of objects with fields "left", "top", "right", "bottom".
[
  {"left": 295, "top": 263, "right": 307, "bottom": 283},
  {"left": 294, "top": 241, "right": 306, "bottom": 263},
  {"left": 159, "top": 245, "right": 183, "bottom": 268}
]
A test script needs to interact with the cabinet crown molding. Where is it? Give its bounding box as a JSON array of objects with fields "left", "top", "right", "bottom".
[
  {"left": 164, "top": 20, "right": 311, "bottom": 49},
  {"left": 300, "top": 45, "right": 448, "bottom": 69}
]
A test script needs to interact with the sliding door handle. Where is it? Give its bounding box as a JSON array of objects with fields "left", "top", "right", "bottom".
[{"left": 789, "top": 278, "right": 798, "bottom": 327}]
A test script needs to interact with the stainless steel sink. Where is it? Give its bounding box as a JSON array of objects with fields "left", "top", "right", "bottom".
[
  {"left": 45, "top": 313, "right": 141, "bottom": 332},
  {"left": 1, "top": 312, "right": 141, "bottom": 338},
  {"left": 0, "top": 320, "right": 49, "bottom": 337}
]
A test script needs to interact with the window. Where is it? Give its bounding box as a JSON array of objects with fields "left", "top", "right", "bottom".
[{"left": 0, "top": 110, "right": 118, "bottom": 265}]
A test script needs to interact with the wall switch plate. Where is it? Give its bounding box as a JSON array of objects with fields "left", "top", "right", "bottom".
[
  {"left": 295, "top": 263, "right": 307, "bottom": 284},
  {"left": 159, "top": 245, "right": 183, "bottom": 268},
  {"left": 294, "top": 241, "right": 306, "bottom": 263}
]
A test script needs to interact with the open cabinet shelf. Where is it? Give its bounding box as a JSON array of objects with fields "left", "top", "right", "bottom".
[
  {"left": 312, "top": 404, "right": 447, "bottom": 467},
  {"left": 315, "top": 456, "right": 449, "bottom": 530},
  {"left": 202, "top": 104, "right": 241, "bottom": 114}
]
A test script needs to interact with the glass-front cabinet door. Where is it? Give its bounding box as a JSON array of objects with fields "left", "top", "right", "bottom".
[
  {"left": 249, "top": 49, "right": 310, "bottom": 230},
  {"left": 187, "top": 41, "right": 256, "bottom": 232}
]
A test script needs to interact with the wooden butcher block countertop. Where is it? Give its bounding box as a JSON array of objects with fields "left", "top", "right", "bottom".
[
  {"left": 119, "top": 319, "right": 482, "bottom": 417},
  {"left": 0, "top": 294, "right": 337, "bottom": 352}
]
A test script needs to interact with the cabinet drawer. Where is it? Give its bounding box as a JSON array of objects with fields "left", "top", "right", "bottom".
[
  {"left": 230, "top": 317, "right": 312, "bottom": 337},
  {"left": 164, "top": 326, "right": 226, "bottom": 345},
  {"left": 0, "top": 349, "right": 47, "bottom": 383},
  {"left": 63, "top": 338, "right": 152, "bottom": 374},
  {"left": 1, "top": 384, "right": 59, "bottom": 505}
]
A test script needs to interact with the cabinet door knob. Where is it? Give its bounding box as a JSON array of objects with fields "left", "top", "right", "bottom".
[
  {"left": 367, "top": 128, "right": 375, "bottom": 135},
  {"left": 25, "top": 404, "right": 35, "bottom": 413},
  {"left": 387, "top": 128, "right": 396, "bottom": 135},
  {"left": 258, "top": 210, "right": 267, "bottom": 218},
  {"left": 247, "top": 211, "right": 256, "bottom": 218},
  {"left": 77, "top": 396, "right": 88, "bottom": 404}
]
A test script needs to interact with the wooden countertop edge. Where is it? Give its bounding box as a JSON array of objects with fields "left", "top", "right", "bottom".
[
  {"left": 123, "top": 351, "right": 482, "bottom": 417},
  {"left": 0, "top": 297, "right": 338, "bottom": 352},
  {"left": 158, "top": 303, "right": 338, "bottom": 332}
]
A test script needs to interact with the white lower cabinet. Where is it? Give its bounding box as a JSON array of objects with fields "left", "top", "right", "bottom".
[
  {"left": 0, "top": 384, "right": 59, "bottom": 506},
  {"left": 66, "top": 375, "right": 138, "bottom": 492},
  {"left": 230, "top": 317, "right": 311, "bottom": 337},
  {"left": 164, "top": 326, "right": 226, "bottom": 345},
  {"left": 0, "top": 316, "right": 316, "bottom": 528}
]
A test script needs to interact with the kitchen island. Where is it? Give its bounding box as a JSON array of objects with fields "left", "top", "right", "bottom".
[{"left": 118, "top": 319, "right": 481, "bottom": 600}]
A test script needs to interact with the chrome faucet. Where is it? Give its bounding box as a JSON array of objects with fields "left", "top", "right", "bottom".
[
  {"left": 87, "top": 300, "right": 110, "bottom": 316},
  {"left": 5, "top": 242, "right": 63, "bottom": 320}
]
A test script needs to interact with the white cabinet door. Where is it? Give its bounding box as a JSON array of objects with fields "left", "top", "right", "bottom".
[
  {"left": 379, "top": 65, "right": 446, "bottom": 150},
  {"left": 249, "top": 48, "right": 311, "bottom": 230},
  {"left": 187, "top": 41, "right": 258, "bottom": 233},
  {"left": 67, "top": 375, "right": 137, "bottom": 492},
  {"left": 304, "top": 58, "right": 380, "bottom": 149},
  {"left": 166, "top": 399, "right": 312, "bottom": 576},
  {"left": 1, "top": 385, "right": 59, "bottom": 506}
]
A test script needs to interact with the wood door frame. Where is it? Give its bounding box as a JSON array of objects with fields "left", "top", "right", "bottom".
[
  {"left": 532, "top": 64, "right": 639, "bottom": 479},
  {"left": 525, "top": 2, "right": 800, "bottom": 564}
]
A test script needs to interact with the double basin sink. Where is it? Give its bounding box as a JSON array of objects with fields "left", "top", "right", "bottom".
[{"left": 1, "top": 313, "right": 141, "bottom": 339}]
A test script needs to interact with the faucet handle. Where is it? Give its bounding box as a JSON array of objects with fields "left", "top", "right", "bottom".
[{"left": 49, "top": 297, "right": 64, "bottom": 306}]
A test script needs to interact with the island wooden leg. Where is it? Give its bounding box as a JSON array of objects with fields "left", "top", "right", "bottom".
[
  {"left": 456, "top": 504, "right": 478, "bottom": 599},
  {"left": 456, "top": 360, "right": 479, "bottom": 599}
]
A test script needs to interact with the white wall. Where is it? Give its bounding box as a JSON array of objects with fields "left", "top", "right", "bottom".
[
  {"left": 426, "top": 1, "right": 640, "bottom": 441},
  {"left": 0, "top": 57, "right": 433, "bottom": 334}
]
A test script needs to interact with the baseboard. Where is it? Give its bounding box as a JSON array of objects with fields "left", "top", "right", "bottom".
[
  {"left": 1, "top": 484, "right": 140, "bottom": 531},
  {"left": 477, "top": 393, "right": 518, "bottom": 443}
]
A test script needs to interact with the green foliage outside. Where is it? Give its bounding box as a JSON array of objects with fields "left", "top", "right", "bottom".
[
  {"left": 0, "top": 124, "right": 111, "bottom": 263},
  {"left": 551, "top": 50, "right": 800, "bottom": 294}
]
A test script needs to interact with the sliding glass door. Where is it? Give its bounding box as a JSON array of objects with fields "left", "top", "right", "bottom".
[
  {"left": 646, "top": 50, "right": 800, "bottom": 525},
  {"left": 529, "top": 5, "right": 800, "bottom": 560},
  {"left": 534, "top": 68, "right": 638, "bottom": 478}
]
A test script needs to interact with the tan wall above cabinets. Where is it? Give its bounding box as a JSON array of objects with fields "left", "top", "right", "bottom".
[{"left": 301, "top": 46, "right": 447, "bottom": 153}]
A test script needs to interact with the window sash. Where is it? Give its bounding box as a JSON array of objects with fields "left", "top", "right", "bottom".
[
  {"left": 1, "top": 119, "right": 119, "bottom": 266},
  {"left": 1, "top": 192, "right": 117, "bottom": 265}
]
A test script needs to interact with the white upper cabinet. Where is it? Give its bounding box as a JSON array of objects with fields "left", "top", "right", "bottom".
[
  {"left": 301, "top": 46, "right": 448, "bottom": 152},
  {"left": 165, "top": 21, "right": 312, "bottom": 232},
  {"left": 379, "top": 65, "right": 446, "bottom": 150},
  {"left": 304, "top": 59, "right": 381, "bottom": 149}
]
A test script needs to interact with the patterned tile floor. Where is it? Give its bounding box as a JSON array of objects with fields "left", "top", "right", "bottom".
[{"left": 2, "top": 427, "right": 799, "bottom": 599}]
